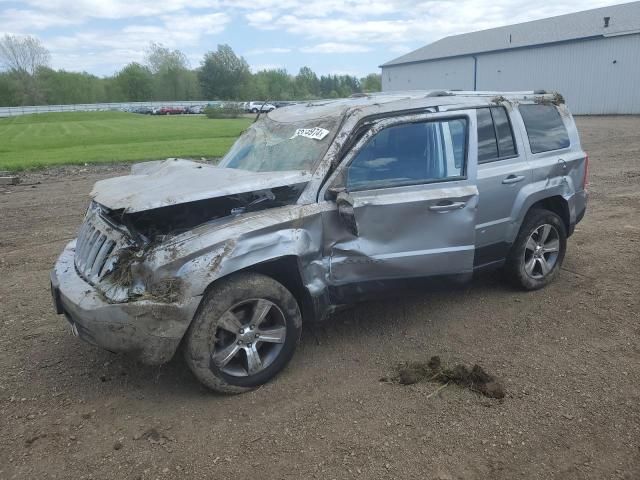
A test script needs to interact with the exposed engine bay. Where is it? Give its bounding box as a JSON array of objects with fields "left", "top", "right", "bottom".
[{"left": 100, "top": 183, "right": 307, "bottom": 243}]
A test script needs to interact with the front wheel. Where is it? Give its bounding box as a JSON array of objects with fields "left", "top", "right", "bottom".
[
  {"left": 504, "top": 209, "right": 567, "bottom": 290},
  {"left": 184, "top": 273, "right": 302, "bottom": 394}
]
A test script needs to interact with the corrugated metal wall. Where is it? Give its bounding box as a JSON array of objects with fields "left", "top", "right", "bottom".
[
  {"left": 382, "top": 56, "right": 475, "bottom": 91},
  {"left": 382, "top": 34, "right": 640, "bottom": 114}
]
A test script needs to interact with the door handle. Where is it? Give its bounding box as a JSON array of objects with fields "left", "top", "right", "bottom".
[
  {"left": 429, "top": 201, "right": 466, "bottom": 212},
  {"left": 502, "top": 174, "right": 525, "bottom": 184}
]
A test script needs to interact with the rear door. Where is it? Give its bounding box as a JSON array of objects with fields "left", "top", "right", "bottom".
[
  {"left": 322, "top": 110, "right": 479, "bottom": 286},
  {"left": 474, "top": 105, "right": 531, "bottom": 265}
]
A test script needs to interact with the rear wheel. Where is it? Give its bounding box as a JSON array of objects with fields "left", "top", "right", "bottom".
[
  {"left": 505, "top": 209, "right": 567, "bottom": 290},
  {"left": 184, "top": 273, "right": 302, "bottom": 394}
]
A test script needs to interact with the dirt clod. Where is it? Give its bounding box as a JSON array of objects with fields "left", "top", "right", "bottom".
[
  {"left": 395, "top": 356, "right": 505, "bottom": 399},
  {"left": 24, "top": 433, "right": 47, "bottom": 446},
  {"left": 135, "top": 427, "right": 169, "bottom": 445}
]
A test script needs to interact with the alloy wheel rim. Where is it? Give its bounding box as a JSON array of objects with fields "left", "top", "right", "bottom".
[
  {"left": 210, "top": 298, "right": 287, "bottom": 377},
  {"left": 523, "top": 224, "right": 560, "bottom": 279}
]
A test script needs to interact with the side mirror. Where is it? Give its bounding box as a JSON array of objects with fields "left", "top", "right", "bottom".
[
  {"left": 336, "top": 191, "right": 359, "bottom": 236},
  {"left": 326, "top": 185, "right": 346, "bottom": 200}
]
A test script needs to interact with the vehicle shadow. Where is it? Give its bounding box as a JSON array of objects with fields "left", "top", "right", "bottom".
[
  {"left": 51, "top": 270, "right": 513, "bottom": 398},
  {"left": 302, "top": 269, "right": 512, "bottom": 345}
]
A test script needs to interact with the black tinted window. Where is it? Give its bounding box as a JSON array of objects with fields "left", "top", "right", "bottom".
[
  {"left": 477, "top": 108, "right": 498, "bottom": 162},
  {"left": 346, "top": 118, "right": 468, "bottom": 190},
  {"left": 491, "top": 107, "right": 517, "bottom": 157},
  {"left": 477, "top": 107, "right": 517, "bottom": 163},
  {"left": 519, "top": 104, "right": 570, "bottom": 153}
]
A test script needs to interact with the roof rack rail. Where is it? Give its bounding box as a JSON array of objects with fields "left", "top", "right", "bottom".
[{"left": 533, "top": 89, "right": 548, "bottom": 94}]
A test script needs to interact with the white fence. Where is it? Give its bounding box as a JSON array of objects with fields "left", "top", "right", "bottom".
[{"left": 0, "top": 100, "right": 230, "bottom": 117}]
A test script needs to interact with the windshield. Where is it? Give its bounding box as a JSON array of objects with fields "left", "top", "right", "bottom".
[{"left": 219, "top": 115, "right": 340, "bottom": 172}]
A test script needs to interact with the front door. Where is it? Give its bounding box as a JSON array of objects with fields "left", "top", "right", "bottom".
[{"left": 322, "top": 111, "right": 478, "bottom": 287}]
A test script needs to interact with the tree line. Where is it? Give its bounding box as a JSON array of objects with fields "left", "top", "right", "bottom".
[{"left": 0, "top": 35, "right": 382, "bottom": 107}]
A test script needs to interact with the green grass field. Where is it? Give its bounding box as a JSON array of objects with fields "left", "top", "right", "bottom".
[{"left": 0, "top": 111, "right": 251, "bottom": 171}]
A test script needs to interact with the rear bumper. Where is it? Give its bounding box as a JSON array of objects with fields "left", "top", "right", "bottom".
[
  {"left": 568, "top": 189, "right": 588, "bottom": 236},
  {"left": 50, "top": 241, "right": 201, "bottom": 365}
]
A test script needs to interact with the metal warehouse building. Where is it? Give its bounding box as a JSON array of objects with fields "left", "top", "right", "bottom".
[{"left": 381, "top": 2, "right": 640, "bottom": 114}]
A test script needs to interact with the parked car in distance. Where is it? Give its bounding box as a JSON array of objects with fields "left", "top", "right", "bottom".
[
  {"left": 185, "top": 105, "right": 204, "bottom": 114},
  {"left": 156, "top": 106, "right": 186, "bottom": 115},
  {"left": 51, "top": 91, "right": 588, "bottom": 394},
  {"left": 131, "top": 106, "right": 153, "bottom": 115},
  {"left": 245, "top": 101, "right": 276, "bottom": 113}
]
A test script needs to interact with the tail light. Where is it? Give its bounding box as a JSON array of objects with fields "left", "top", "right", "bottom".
[{"left": 583, "top": 153, "right": 589, "bottom": 190}]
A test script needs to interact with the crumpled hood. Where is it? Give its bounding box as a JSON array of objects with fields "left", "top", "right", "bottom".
[{"left": 91, "top": 159, "right": 312, "bottom": 213}]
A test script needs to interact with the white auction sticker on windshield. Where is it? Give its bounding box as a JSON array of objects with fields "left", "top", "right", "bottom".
[{"left": 290, "top": 127, "right": 330, "bottom": 140}]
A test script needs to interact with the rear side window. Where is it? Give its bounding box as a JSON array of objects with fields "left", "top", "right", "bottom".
[
  {"left": 519, "top": 104, "right": 570, "bottom": 153},
  {"left": 491, "top": 107, "right": 517, "bottom": 157},
  {"left": 477, "top": 107, "right": 517, "bottom": 163},
  {"left": 477, "top": 108, "right": 498, "bottom": 162}
]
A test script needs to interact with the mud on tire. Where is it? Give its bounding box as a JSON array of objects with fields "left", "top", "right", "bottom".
[{"left": 184, "top": 272, "right": 302, "bottom": 394}]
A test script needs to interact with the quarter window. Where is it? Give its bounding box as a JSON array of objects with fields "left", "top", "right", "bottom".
[
  {"left": 519, "top": 104, "right": 570, "bottom": 153},
  {"left": 346, "top": 118, "right": 468, "bottom": 190},
  {"left": 477, "top": 107, "right": 517, "bottom": 163}
]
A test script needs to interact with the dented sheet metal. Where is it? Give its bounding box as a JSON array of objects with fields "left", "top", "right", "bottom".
[{"left": 91, "top": 158, "right": 312, "bottom": 213}]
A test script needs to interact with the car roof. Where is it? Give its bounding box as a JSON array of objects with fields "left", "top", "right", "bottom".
[{"left": 267, "top": 90, "right": 561, "bottom": 124}]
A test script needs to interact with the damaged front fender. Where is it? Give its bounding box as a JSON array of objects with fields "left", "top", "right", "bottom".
[{"left": 142, "top": 202, "right": 336, "bottom": 306}]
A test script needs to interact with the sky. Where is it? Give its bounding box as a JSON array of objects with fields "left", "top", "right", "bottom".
[{"left": 0, "top": 0, "right": 625, "bottom": 78}]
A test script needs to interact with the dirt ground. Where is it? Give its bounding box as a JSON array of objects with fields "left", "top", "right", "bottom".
[{"left": 1, "top": 116, "right": 639, "bottom": 480}]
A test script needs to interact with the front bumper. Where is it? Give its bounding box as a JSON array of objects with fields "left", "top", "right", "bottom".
[{"left": 50, "top": 241, "right": 201, "bottom": 365}]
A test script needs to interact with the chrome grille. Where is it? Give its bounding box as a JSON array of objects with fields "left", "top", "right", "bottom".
[{"left": 74, "top": 209, "right": 124, "bottom": 285}]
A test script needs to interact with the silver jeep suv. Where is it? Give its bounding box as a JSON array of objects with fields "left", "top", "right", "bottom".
[{"left": 51, "top": 91, "right": 588, "bottom": 393}]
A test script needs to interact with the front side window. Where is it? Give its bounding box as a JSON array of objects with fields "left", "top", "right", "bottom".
[
  {"left": 346, "top": 118, "right": 468, "bottom": 190},
  {"left": 519, "top": 104, "right": 570, "bottom": 154}
]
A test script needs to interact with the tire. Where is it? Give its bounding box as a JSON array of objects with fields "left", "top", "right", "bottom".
[
  {"left": 504, "top": 208, "right": 567, "bottom": 290},
  {"left": 251, "top": 108, "right": 258, "bottom": 113},
  {"left": 184, "top": 273, "right": 302, "bottom": 394}
]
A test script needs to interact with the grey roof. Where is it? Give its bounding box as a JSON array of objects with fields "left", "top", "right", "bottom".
[
  {"left": 382, "top": 1, "right": 640, "bottom": 67},
  {"left": 268, "top": 90, "right": 556, "bottom": 123}
]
